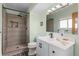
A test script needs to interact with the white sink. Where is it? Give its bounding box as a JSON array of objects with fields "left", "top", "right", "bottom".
[{"left": 38, "top": 36, "right": 75, "bottom": 50}]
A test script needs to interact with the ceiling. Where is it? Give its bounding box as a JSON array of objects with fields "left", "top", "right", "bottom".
[
  {"left": 3, "top": 3, "right": 59, "bottom": 14},
  {"left": 3, "top": 3, "right": 36, "bottom": 12},
  {"left": 31, "top": 3, "right": 58, "bottom": 14}
]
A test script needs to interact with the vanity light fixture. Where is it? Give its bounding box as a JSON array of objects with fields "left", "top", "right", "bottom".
[
  {"left": 52, "top": 7, "right": 56, "bottom": 11},
  {"left": 61, "top": 3, "right": 67, "bottom": 6},
  {"left": 47, "top": 3, "right": 72, "bottom": 15},
  {"left": 48, "top": 10, "right": 52, "bottom": 13},
  {"left": 56, "top": 4, "right": 62, "bottom": 9}
]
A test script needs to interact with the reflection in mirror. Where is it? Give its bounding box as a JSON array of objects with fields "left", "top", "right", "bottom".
[
  {"left": 46, "top": 15, "right": 54, "bottom": 32},
  {"left": 46, "top": 3, "right": 78, "bottom": 34}
]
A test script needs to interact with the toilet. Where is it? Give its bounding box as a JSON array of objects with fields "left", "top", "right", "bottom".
[{"left": 28, "top": 42, "right": 36, "bottom": 56}]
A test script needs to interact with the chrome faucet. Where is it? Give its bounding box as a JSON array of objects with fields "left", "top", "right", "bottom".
[
  {"left": 61, "top": 33, "right": 63, "bottom": 36},
  {"left": 49, "top": 33, "right": 53, "bottom": 38}
]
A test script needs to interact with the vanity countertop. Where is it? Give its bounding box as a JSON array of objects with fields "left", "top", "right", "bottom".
[{"left": 38, "top": 36, "right": 75, "bottom": 50}]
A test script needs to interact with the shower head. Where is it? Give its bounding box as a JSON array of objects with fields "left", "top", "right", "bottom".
[{"left": 17, "top": 14, "right": 22, "bottom": 17}]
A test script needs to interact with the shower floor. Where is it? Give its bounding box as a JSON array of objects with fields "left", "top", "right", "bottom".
[{"left": 5, "top": 44, "right": 28, "bottom": 56}]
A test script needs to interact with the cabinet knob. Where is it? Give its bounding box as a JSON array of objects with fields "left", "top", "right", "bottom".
[{"left": 52, "top": 51, "right": 55, "bottom": 53}]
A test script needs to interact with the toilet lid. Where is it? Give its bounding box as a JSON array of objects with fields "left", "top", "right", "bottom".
[{"left": 28, "top": 42, "right": 36, "bottom": 46}]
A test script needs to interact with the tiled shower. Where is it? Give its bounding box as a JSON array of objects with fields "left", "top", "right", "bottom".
[{"left": 2, "top": 9, "right": 28, "bottom": 56}]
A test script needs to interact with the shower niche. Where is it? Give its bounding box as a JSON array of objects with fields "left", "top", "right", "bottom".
[{"left": 10, "top": 21, "right": 18, "bottom": 28}]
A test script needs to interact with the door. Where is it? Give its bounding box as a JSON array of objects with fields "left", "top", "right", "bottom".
[
  {"left": 37, "top": 39, "right": 49, "bottom": 56},
  {"left": 36, "top": 39, "right": 42, "bottom": 56},
  {"left": 41, "top": 41, "right": 49, "bottom": 56},
  {"left": 49, "top": 45, "right": 63, "bottom": 56},
  {"left": 49, "top": 45, "right": 73, "bottom": 56}
]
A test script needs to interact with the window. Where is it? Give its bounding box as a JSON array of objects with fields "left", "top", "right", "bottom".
[
  {"left": 59, "top": 18, "right": 78, "bottom": 29},
  {"left": 75, "top": 18, "right": 78, "bottom": 28},
  {"left": 75, "top": 23, "right": 77, "bottom": 28},
  {"left": 68, "top": 19, "right": 72, "bottom": 28},
  {"left": 60, "top": 20, "right": 67, "bottom": 28},
  {"left": 68, "top": 18, "right": 78, "bottom": 29}
]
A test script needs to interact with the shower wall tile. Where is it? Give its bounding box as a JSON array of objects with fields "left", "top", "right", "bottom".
[{"left": 6, "top": 14, "right": 26, "bottom": 47}]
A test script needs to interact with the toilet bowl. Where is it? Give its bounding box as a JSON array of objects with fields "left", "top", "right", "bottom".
[{"left": 28, "top": 42, "right": 36, "bottom": 56}]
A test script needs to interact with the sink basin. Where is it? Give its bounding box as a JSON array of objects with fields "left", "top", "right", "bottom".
[{"left": 56, "top": 38, "right": 69, "bottom": 46}]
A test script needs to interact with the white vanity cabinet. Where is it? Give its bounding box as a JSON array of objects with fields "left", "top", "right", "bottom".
[
  {"left": 36, "top": 38, "right": 74, "bottom": 56},
  {"left": 49, "top": 45, "right": 73, "bottom": 56},
  {"left": 36, "top": 39, "right": 49, "bottom": 56}
]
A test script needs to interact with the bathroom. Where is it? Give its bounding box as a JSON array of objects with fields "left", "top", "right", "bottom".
[{"left": 0, "top": 3, "right": 79, "bottom": 56}]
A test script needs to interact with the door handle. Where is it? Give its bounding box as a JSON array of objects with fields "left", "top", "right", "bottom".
[{"left": 39, "top": 43, "right": 42, "bottom": 48}]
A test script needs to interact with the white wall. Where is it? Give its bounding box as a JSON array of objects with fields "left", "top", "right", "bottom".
[
  {"left": 29, "top": 11, "right": 46, "bottom": 42},
  {"left": 0, "top": 4, "right": 2, "bottom": 55}
]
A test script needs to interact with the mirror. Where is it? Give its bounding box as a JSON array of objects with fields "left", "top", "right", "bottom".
[{"left": 46, "top": 3, "right": 78, "bottom": 34}]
